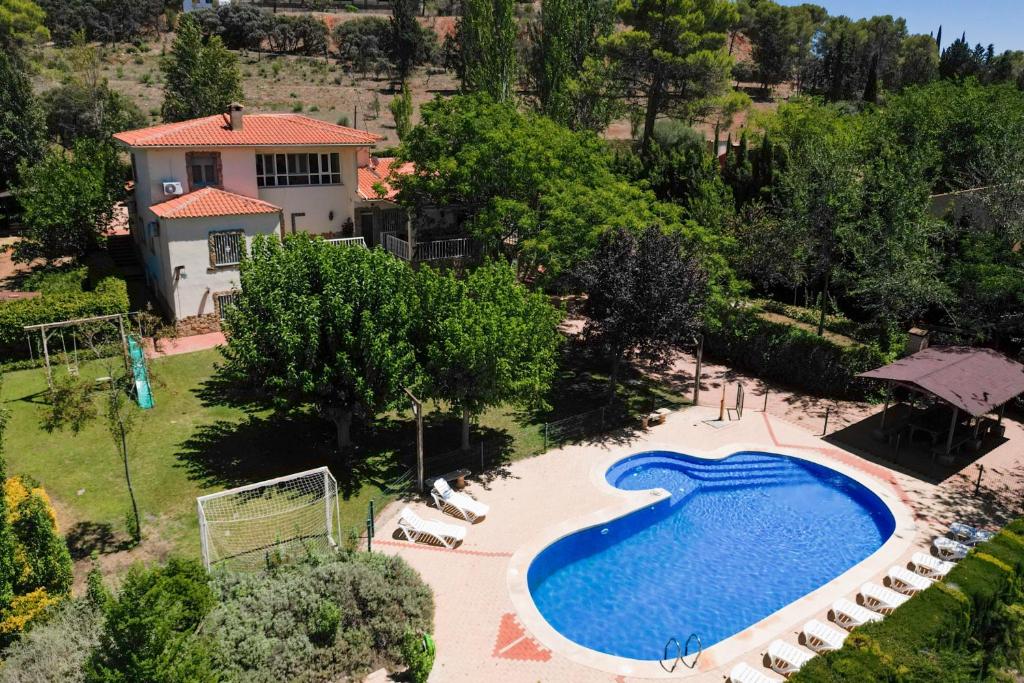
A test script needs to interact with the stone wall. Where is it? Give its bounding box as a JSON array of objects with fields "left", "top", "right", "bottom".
[{"left": 175, "top": 313, "right": 221, "bottom": 336}]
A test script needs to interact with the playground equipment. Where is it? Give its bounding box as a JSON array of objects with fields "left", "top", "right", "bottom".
[{"left": 24, "top": 312, "right": 154, "bottom": 409}]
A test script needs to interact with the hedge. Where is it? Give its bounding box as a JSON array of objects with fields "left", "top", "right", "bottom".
[
  {"left": 791, "top": 523, "right": 1024, "bottom": 682},
  {"left": 704, "top": 306, "right": 895, "bottom": 398},
  {"left": 0, "top": 276, "right": 129, "bottom": 353}
]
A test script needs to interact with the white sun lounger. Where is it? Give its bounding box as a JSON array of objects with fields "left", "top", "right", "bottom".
[
  {"left": 767, "top": 639, "right": 814, "bottom": 676},
  {"left": 396, "top": 506, "right": 466, "bottom": 549},
  {"left": 802, "top": 619, "right": 849, "bottom": 653},
  {"left": 887, "top": 566, "right": 934, "bottom": 595},
  {"left": 859, "top": 582, "right": 911, "bottom": 614},
  {"left": 948, "top": 522, "right": 995, "bottom": 546},
  {"left": 909, "top": 551, "right": 956, "bottom": 579},
  {"left": 431, "top": 477, "right": 489, "bottom": 522},
  {"left": 831, "top": 598, "right": 884, "bottom": 630},
  {"left": 933, "top": 536, "right": 971, "bottom": 560},
  {"left": 729, "top": 662, "right": 780, "bottom": 683}
]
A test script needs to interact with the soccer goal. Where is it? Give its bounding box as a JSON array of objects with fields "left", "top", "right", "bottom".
[{"left": 197, "top": 467, "right": 341, "bottom": 572}]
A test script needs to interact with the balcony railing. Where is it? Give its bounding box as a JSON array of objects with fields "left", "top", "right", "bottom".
[
  {"left": 382, "top": 233, "right": 480, "bottom": 262},
  {"left": 325, "top": 237, "right": 367, "bottom": 248}
]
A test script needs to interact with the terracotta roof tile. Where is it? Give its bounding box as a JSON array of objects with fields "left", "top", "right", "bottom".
[
  {"left": 357, "top": 157, "right": 413, "bottom": 201},
  {"left": 114, "top": 113, "right": 381, "bottom": 148},
  {"left": 150, "top": 187, "right": 281, "bottom": 219}
]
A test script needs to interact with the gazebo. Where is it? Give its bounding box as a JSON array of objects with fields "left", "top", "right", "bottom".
[{"left": 858, "top": 346, "right": 1024, "bottom": 460}]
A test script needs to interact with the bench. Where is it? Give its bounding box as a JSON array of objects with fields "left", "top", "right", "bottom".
[
  {"left": 430, "top": 468, "right": 471, "bottom": 490},
  {"left": 642, "top": 407, "right": 672, "bottom": 430}
]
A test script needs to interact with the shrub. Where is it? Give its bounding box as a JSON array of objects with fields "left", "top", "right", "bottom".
[
  {"left": 401, "top": 630, "right": 435, "bottom": 683},
  {"left": 307, "top": 600, "right": 340, "bottom": 647},
  {"left": 704, "top": 306, "right": 892, "bottom": 398},
  {"left": 0, "top": 599, "right": 103, "bottom": 683},
  {"left": 791, "top": 522, "right": 1024, "bottom": 682},
  {"left": 6, "top": 478, "right": 73, "bottom": 597},
  {"left": 207, "top": 553, "right": 433, "bottom": 681},
  {"left": 0, "top": 275, "right": 129, "bottom": 354},
  {"left": 84, "top": 559, "right": 216, "bottom": 683}
]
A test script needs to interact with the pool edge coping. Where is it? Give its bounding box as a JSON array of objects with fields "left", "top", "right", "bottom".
[{"left": 506, "top": 435, "right": 918, "bottom": 679}]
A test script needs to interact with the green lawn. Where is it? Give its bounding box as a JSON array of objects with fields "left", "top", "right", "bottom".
[{"left": 0, "top": 345, "right": 685, "bottom": 568}]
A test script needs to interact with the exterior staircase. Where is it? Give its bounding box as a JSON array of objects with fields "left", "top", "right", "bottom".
[{"left": 106, "top": 234, "right": 143, "bottom": 278}]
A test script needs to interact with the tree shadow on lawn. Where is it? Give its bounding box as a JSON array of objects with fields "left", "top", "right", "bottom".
[{"left": 64, "top": 521, "right": 133, "bottom": 560}]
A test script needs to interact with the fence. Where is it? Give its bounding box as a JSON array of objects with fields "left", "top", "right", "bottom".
[
  {"left": 414, "top": 237, "right": 480, "bottom": 262},
  {"left": 325, "top": 237, "right": 367, "bottom": 248},
  {"left": 383, "top": 233, "right": 410, "bottom": 260},
  {"left": 543, "top": 402, "right": 631, "bottom": 450}
]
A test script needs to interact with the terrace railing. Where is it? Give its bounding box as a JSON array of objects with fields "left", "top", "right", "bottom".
[
  {"left": 383, "top": 233, "right": 410, "bottom": 260},
  {"left": 325, "top": 237, "right": 367, "bottom": 248},
  {"left": 414, "top": 237, "right": 480, "bottom": 262}
]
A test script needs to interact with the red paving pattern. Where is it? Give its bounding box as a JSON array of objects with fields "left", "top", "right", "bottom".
[
  {"left": 373, "top": 539, "right": 513, "bottom": 558},
  {"left": 492, "top": 612, "right": 552, "bottom": 662}
]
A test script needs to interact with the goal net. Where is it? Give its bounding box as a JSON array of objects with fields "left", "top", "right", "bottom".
[{"left": 197, "top": 467, "right": 341, "bottom": 572}]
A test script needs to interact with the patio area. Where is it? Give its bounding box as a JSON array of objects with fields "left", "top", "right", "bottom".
[{"left": 373, "top": 399, "right": 1023, "bottom": 682}]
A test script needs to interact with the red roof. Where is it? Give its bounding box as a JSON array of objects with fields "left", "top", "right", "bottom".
[
  {"left": 859, "top": 346, "right": 1024, "bottom": 417},
  {"left": 150, "top": 187, "right": 281, "bottom": 219},
  {"left": 357, "top": 157, "right": 413, "bottom": 201},
  {"left": 114, "top": 113, "right": 381, "bottom": 148}
]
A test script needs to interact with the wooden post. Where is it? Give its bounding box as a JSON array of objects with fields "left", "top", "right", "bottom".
[
  {"left": 974, "top": 464, "right": 984, "bottom": 496},
  {"left": 692, "top": 335, "right": 703, "bottom": 406},
  {"left": 945, "top": 406, "right": 959, "bottom": 456},
  {"left": 879, "top": 383, "right": 892, "bottom": 430},
  {"left": 405, "top": 388, "right": 424, "bottom": 492},
  {"left": 763, "top": 388, "right": 769, "bottom": 412},
  {"left": 718, "top": 383, "right": 726, "bottom": 421},
  {"left": 822, "top": 406, "right": 831, "bottom": 436},
  {"left": 41, "top": 330, "right": 52, "bottom": 390},
  {"left": 117, "top": 315, "right": 130, "bottom": 379},
  {"left": 405, "top": 213, "right": 416, "bottom": 262},
  {"left": 998, "top": 403, "right": 1006, "bottom": 426}
]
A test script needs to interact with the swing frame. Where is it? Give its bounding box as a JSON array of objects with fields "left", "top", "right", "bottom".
[{"left": 24, "top": 313, "right": 137, "bottom": 390}]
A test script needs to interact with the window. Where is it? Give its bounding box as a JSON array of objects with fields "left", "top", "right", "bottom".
[
  {"left": 257, "top": 153, "right": 341, "bottom": 187},
  {"left": 188, "top": 152, "right": 220, "bottom": 189},
  {"left": 214, "top": 290, "right": 242, "bottom": 320},
  {"left": 209, "top": 231, "right": 244, "bottom": 267}
]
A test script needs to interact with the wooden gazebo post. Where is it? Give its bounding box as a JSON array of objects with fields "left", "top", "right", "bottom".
[{"left": 944, "top": 406, "right": 959, "bottom": 456}]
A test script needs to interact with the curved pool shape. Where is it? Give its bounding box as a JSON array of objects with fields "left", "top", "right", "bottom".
[{"left": 527, "top": 450, "right": 896, "bottom": 661}]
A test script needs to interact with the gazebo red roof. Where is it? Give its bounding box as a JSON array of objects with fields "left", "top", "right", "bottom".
[{"left": 858, "top": 346, "right": 1024, "bottom": 417}]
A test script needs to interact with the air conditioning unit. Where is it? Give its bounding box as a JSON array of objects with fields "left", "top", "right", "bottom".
[{"left": 162, "top": 181, "right": 184, "bottom": 196}]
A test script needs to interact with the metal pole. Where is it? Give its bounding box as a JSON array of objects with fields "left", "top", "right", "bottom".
[
  {"left": 822, "top": 407, "right": 831, "bottom": 436},
  {"left": 404, "top": 388, "right": 424, "bottom": 492},
  {"left": 544, "top": 423, "right": 548, "bottom": 451},
  {"left": 974, "top": 464, "right": 984, "bottom": 496},
  {"left": 692, "top": 335, "right": 703, "bottom": 406},
  {"left": 763, "top": 389, "right": 769, "bottom": 413},
  {"left": 368, "top": 499, "right": 375, "bottom": 537},
  {"left": 41, "top": 329, "right": 52, "bottom": 390},
  {"left": 366, "top": 518, "right": 372, "bottom": 552}
]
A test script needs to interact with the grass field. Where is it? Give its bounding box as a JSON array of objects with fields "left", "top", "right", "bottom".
[{"left": 1, "top": 342, "right": 684, "bottom": 577}]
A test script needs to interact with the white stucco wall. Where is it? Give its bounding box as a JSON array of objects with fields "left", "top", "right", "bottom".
[
  {"left": 163, "top": 213, "right": 281, "bottom": 320},
  {"left": 258, "top": 147, "right": 360, "bottom": 235}
]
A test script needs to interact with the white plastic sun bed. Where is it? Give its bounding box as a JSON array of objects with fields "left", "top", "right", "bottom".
[
  {"left": 859, "top": 582, "right": 911, "bottom": 614},
  {"left": 431, "top": 477, "right": 489, "bottom": 523},
  {"left": 933, "top": 536, "right": 971, "bottom": 560},
  {"left": 887, "top": 566, "right": 934, "bottom": 595},
  {"left": 802, "top": 619, "right": 849, "bottom": 653},
  {"left": 831, "top": 598, "right": 884, "bottom": 631},
  {"left": 729, "top": 662, "right": 780, "bottom": 683},
  {"left": 909, "top": 551, "right": 956, "bottom": 579},
  {"left": 396, "top": 506, "right": 466, "bottom": 549},
  {"left": 948, "top": 522, "right": 995, "bottom": 546},
  {"left": 767, "top": 639, "right": 814, "bottom": 676}
]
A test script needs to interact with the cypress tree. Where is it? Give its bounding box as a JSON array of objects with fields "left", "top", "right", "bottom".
[
  {"left": 936, "top": 25, "right": 942, "bottom": 52},
  {"left": 863, "top": 54, "right": 879, "bottom": 103}
]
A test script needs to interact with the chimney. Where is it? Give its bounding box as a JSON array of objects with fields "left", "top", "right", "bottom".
[{"left": 228, "top": 103, "right": 244, "bottom": 131}]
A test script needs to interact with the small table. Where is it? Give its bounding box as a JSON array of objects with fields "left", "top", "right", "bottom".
[{"left": 433, "top": 468, "right": 470, "bottom": 490}]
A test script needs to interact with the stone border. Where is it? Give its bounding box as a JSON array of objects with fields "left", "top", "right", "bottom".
[{"left": 507, "top": 438, "right": 917, "bottom": 679}]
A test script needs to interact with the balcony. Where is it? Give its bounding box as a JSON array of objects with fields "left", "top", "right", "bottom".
[{"left": 382, "top": 232, "right": 481, "bottom": 263}]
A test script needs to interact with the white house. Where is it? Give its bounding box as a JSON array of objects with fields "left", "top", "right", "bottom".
[
  {"left": 114, "top": 104, "right": 408, "bottom": 327},
  {"left": 182, "top": 0, "right": 231, "bottom": 12}
]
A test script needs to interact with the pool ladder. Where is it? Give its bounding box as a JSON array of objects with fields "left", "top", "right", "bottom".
[{"left": 660, "top": 633, "right": 703, "bottom": 673}]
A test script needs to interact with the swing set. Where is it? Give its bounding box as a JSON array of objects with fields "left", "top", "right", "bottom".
[{"left": 23, "top": 312, "right": 155, "bottom": 409}]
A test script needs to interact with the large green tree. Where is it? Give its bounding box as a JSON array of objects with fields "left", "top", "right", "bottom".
[
  {"left": 13, "top": 140, "right": 126, "bottom": 263},
  {"left": 572, "top": 226, "right": 710, "bottom": 400},
  {"left": 0, "top": 49, "right": 45, "bottom": 193},
  {"left": 221, "top": 235, "right": 420, "bottom": 459},
  {"left": 896, "top": 33, "right": 939, "bottom": 89},
  {"left": 527, "top": 0, "right": 616, "bottom": 128},
  {"left": 604, "top": 0, "right": 737, "bottom": 149},
  {"left": 453, "top": 0, "right": 518, "bottom": 102},
  {"left": 391, "top": 0, "right": 435, "bottom": 81},
  {"left": 161, "top": 14, "right": 243, "bottom": 123},
  {"left": 0, "top": 0, "right": 48, "bottom": 48},
  {"left": 417, "top": 261, "right": 562, "bottom": 450},
  {"left": 396, "top": 94, "right": 711, "bottom": 279}
]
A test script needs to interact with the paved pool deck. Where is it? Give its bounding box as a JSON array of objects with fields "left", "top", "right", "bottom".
[{"left": 375, "top": 402, "right": 1023, "bottom": 682}]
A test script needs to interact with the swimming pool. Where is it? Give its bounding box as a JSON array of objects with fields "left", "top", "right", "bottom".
[{"left": 526, "top": 450, "right": 896, "bottom": 661}]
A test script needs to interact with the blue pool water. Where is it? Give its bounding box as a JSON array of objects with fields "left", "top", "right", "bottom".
[{"left": 527, "top": 451, "right": 895, "bottom": 661}]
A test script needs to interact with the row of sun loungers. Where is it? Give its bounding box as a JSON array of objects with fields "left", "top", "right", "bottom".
[
  {"left": 731, "top": 522, "right": 989, "bottom": 681},
  {"left": 395, "top": 478, "right": 491, "bottom": 549}
]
